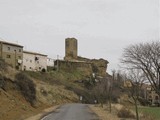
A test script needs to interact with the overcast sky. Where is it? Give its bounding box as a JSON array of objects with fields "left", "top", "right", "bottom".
[{"left": 0, "top": 0, "right": 159, "bottom": 74}]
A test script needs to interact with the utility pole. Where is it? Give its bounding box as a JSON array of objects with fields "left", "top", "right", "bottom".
[
  {"left": 14, "top": 50, "right": 17, "bottom": 69},
  {"left": 57, "top": 55, "right": 59, "bottom": 71}
]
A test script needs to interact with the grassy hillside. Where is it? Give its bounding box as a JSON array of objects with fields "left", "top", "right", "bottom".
[
  {"left": 0, "top": 59, "right": 92, "bottom": 120},
  {"left": 25, "top": 70, "right": 93, "bottom": 103}
]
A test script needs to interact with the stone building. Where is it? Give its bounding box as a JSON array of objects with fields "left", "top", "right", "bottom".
[
  {"left": 55, "top": 38, "right": 109, "bottom": 77},
  {"left": 0, "top": 40, "right": 23, "bottom": 70},
  {"left": 47, "top": 58, "right": 55, "bottom": 67},
  {"left": 54, "top": 60, "right": 93, "bottom": 76},
  {"left": 146, "top": 86, "right": 160, "bottom": 106},
  {"left": 23, "top": 51, "right": 47, "bottom": 71},
  {"left": 64, "top": 38, "right": 78, "bottom": 60}
]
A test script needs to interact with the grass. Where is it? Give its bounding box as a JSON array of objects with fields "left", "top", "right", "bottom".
[
  {"left": 139, "top": 106, "right": 160, "bottom": 120},
  {"left": 23, "top": 70, "right": 94, "bottom": 103}
]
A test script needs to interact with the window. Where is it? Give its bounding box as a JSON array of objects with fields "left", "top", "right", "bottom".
[
  {"left": 29, "top": 67, "right": 32, "bottom": 69},
  {"left": 18, "top": 56, "right": 21, "bottom": 59},
  {"left": 30, "top": 60, "right": 32, "bottom": 63},
  {"left": 8, "top": 47, "right": 10, "bottom": 51},
  {"left": 6, "top": 54, "right": 11, "bottom": 58},
  {"left": 35, "top": 57, "right": 39, "bottom": 61},
  {"left": 19, "top": 49, "right": 21, "bottom": 52}
]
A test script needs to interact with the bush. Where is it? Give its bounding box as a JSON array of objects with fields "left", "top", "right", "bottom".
[
  {"left": 0, "top": 59, "right": 7, "bottom": 71},
  {"left": 138, "top": 97, "right": 150, "bottom": 106},
  {"left": 0, "top": 74, "right": 4, "bottom": 88},
  {"left": 117, "top": 107, "right": 135, "bottom": 118},
  {"left": 15, "top": 72, "right": 36, "bottom": 106}
]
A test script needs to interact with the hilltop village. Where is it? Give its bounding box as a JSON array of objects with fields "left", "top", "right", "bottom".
[
  {"left": 1, "top": 38, "right": 160, "bottom": 120},
  {"left": 0, "top": 38, "right": 109, "bottom": 77}
]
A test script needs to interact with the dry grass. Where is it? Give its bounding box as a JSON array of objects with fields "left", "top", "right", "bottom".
[
  {"left": 89, "top": 104, "right": 120, "bottom": 120},
  {"left": 35, "top": 80, "right": 79, "bottom": 105}
]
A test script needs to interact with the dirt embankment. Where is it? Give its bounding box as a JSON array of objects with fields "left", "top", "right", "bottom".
[
  {"left": 0, "top": 75, "right": 79, "bottom": 120},
  {"left": 0, "top": 62, "right": 79, "bottom": 120}
]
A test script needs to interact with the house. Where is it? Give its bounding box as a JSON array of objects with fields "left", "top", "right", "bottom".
[
  {"left": 146, "top": 86, "right": 160, "bottom": 106},
  {"left": 0, "top": 40, "right": 23, "bottom": 70},
  {"left": 47, "top": 58, "right": 55, "bottom": 67},
  {"left": 23, "top": 51, "right": 47, "bottom": 71},
  {"left": 47, "top": 58, "right": 55, "bottom": 71}
]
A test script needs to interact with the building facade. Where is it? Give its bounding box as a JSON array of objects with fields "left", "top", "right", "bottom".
[
  {"left": 0, "top": 40, "right": 23, "bottom": 70},
  {"left": 146, "top": 86, "right": 160, "bottom": 106},
  {"left": 23, "top": 51, "right": 47, "bottom": 71},
  {"left": 64, "top": 38, "right": 78, "bottom": 60},
  {"left": 47, "top": 58, "right": 55, "bottom": 67}
]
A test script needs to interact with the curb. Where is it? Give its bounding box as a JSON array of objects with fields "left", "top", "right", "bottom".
[{"left": 25, "top": 105, "right": 60, "bottom": 120}]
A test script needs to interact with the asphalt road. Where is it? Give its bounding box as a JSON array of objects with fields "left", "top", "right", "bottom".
[{"left": 41, "top": 103, "right": 99, "bottom": 120}]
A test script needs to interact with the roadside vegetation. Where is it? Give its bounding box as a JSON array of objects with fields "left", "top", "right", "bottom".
[
  {"left": 90, "top": 41, "right": 160, "bottom": 120},
  {"left": 139, "top": 107, "right": 160, "bottom": 120}
]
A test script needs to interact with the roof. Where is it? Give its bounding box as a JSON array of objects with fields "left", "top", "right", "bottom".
[
  {"left": 23, "top": 50, "right": 47, "bottom": 56},
  {"left": 0, "top": 40, "right": 23, "bottom": 47}
]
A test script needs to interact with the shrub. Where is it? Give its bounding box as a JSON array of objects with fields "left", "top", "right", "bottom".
[
  {"left": 0, "top": 74, "right": 4, "bottom": 88},
  {"left": 117, "top": 107, "right": 135, "bottom": 118},
  {"left": 0, "top": 59, "right": 7, "bottom": 71},
  {"left": 15, "top": 72, "right": 36, "bottom": 106},
  {"left": 138, "top": 97, "right": 150, "bottom": 106}
]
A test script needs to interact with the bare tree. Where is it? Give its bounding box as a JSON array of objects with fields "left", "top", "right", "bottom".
[
  {"left": 92, "top": 77, "right": 112, "bottom": 109},
  {"left": 121, "top": 41, "right": 160, "bottom": 96},
  {"left": 125, "top": 69, "right": 146, "bottom": 120}
]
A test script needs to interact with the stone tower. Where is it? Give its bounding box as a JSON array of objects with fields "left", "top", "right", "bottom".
[{"left": 64, "top": 38, "right": 78, "bottom": 60}]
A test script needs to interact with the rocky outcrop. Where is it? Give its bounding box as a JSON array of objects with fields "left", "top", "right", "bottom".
[
  {"left": 77, "top": 56, "right": 109, "bottom": 77},
  {"left": 54, "top": 56, "right": 108, "bottom": 78},
  {"left": 54, "top": 60, "right": 93, "bottom": 77}
]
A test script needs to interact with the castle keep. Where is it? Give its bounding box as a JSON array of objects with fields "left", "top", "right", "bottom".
[
  {"left": 64, "top": 38, "right": 78, "bottom": 60},
  {"left": 55, "top": 38, "right": 109, "bottom": 77}
]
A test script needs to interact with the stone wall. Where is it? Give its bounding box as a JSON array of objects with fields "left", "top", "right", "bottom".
[
  {"left": 54, "top": 60, "right": 93, "bottom": 77},
  {"left": 78, "top": 56, "right": 109, "bottom": 77}
]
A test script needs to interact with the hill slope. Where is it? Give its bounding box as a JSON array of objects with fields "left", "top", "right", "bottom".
[{"left": 0, "top": 60, "right": 87, "bottom": 120}]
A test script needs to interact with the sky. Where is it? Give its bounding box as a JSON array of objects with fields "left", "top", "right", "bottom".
[{"left": 0, "top": 0, "right": 159, "bottom": 74}]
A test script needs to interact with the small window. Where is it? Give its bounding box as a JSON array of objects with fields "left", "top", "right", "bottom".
[
  {"left": 18, "top": 56, "right": 21, "bottom": 59},
  {"left": 35, "top": 57, "right": 39, "bottom": 61},
  {"left": 6, "top": 54, "right": 11, "bottom": 58},
  {"left": 29, "top": 67, "right": 32, "bottom": 69},
  {"left": 8, "top": 47, "right": 10, "bottom": 51},
  {"left": 19, "top": 49, "right": 21, "bottom": 52},
  {"left": 30, "top": 60, "right": 32, "bottom": 63}
]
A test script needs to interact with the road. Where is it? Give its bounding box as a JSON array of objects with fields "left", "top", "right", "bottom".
[{"left": 41, "top": 103, "right": 99, "bottom": 120}]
